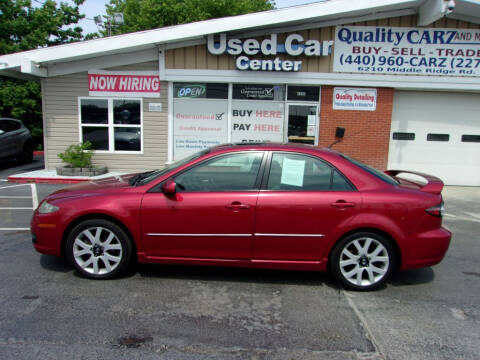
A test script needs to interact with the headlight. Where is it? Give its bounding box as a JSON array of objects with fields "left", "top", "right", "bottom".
[{"left": 38, "top": 201, "right": 59, "bottom": 214}]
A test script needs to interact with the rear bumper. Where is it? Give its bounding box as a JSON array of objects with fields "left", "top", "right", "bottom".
[{"left": 401, "top": 227, "right": 451, "bottom": 270}]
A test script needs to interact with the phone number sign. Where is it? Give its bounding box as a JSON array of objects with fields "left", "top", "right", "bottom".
[{"left": 333, "top": 26, "right": 480, "bottom": 77}]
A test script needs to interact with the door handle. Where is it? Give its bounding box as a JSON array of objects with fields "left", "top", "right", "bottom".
[
  {"left": 226, "top": 202, "right": 250, "bottom": 210},
  {"left": 331, "top": 200, "right": 356, "bottom": 209}
]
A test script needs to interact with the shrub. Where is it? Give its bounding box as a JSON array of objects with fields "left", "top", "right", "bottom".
[{"left": 58, "top": 141, "right": 93, "bottom": 168}]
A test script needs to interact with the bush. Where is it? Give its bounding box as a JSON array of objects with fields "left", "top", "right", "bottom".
[{"left": 58, "top": 142, "right": 93, "bottom": 168}]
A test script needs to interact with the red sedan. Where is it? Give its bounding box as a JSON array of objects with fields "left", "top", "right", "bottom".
[{"left": 31, "top": 143, "right": 451, "bottom": 291}]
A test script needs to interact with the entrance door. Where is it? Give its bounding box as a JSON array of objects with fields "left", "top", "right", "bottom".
[{"left": 287, "top": 104, "right": 318, "bottom": 145}]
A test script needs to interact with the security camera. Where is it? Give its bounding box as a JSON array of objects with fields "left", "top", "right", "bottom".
[{"left": 446, "top": 0, "right": 455, "bottom": 11}]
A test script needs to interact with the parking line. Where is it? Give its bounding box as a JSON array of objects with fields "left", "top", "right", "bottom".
[
  {"left": 31, "top": 183, "right": 39, "bottom": 209},
  {"left": 0, "top": 183, "right": 31, "bottom": 190},
  {"left": 0, "top": 228, "right": 30, "bottom": 231},
  {"left": 0, "top": 196, "right": 32, "bottom": 199},
  {"left": 0, "top": 207, "right": 33, "bottom": 210}
]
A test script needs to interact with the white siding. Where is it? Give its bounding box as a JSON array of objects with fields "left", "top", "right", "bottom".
[{"left": 43, "top": 61, "right": 168, "bottom": 172}]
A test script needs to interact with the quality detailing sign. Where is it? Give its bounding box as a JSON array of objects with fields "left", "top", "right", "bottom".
[
  {"left": 333, "top": 26, "right": 480, "bottom": 77},
  {"left": 208, "top": 33, "right": 333, "bottom": 72},
  {"left": 88, "top": 70, "right": 161, "bottom": 97},
  {"left": 333, "top": 88, "right": 377, "bottom": 111}
]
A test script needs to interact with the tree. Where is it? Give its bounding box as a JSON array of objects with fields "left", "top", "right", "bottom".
[
  {"left": 0, "top": 0, "right": 85, "bottom": 149},
  {"left": 104, "top": 0, "right": 274, "bottom": 35}
]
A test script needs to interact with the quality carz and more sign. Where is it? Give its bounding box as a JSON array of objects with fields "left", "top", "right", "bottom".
[{"left": 334, "top": 26, "right": 480, "bottom": 76}]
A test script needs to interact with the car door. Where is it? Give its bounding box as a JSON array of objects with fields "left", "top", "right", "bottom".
[
  {"left": 141, "top": 151, "right": 265, "bottom": 259},
  {"left": 0, "top": 120, "right": 14, "bottom": 157},
  {"left": 253, "top": 151, "right": 362, "bottom": 261},
  {"left": 6, "top": 120, "right": 24, "bottom": 155}
]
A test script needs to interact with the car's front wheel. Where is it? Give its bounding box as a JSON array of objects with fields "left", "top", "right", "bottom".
[
  {"left": 331, "top": 232, "right": 396, "bottom": 291},
  {"left": 66, "top": 219, "right": 132, "bottom": 279}
]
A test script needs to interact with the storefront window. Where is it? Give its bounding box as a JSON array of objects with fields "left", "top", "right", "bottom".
[
  {"left": 173, "top": 83, "right": 229, "bottom": 160},
  {"left": 174, "top": 83, "right": 228, "bottom": 99},
  {"left": 233, "top": 84, "right": 285, "bottom": 101},
  {"left": 82, "top": 127, "right": 109, "bottom": 150},
  {"left": 287, "top": 86, "right": 319, "bottom": 102},
  {"left": 232, "top": 84, "right": 285, "bottom": 143},
  {"left": 79, "top": 98, "right": 142, "bottom": 152},
  {"left": 80, "top": 99, "right": 108, "bottom": 124},
  {"left": 113, "top": 100, "right": 141, "bottom": 125}
]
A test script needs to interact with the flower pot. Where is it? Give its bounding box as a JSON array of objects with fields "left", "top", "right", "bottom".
[{"left": 56, "top": 166, "right": 108, "bottom": 177}]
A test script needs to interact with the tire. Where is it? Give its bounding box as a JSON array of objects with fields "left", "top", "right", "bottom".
[
  {"left": 21, "top": 141, "right": 33, "bottom": 164},
  {"left": 66, "top": 219, "right": 132, "bottom": 279},
  {"left": 330, "top": 232, "right": 396, "bottom": 291}
]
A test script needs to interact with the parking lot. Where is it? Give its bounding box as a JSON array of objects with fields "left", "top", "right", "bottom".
[{"left": 0, "top": 161, "right": 479, "bottom": 360}]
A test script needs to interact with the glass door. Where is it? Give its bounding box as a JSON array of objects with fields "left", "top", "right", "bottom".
[{"left": 287, "top": 104, "right": 318, "bottom": 145}]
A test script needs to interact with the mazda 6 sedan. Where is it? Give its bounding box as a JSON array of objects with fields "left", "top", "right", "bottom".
[{"left": 31, "top": 143, "right": 451, "bottom": 291}]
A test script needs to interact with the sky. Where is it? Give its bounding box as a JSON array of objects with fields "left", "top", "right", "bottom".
[{"left": 57, "top": 0, "right": 324, "bottom": 35}]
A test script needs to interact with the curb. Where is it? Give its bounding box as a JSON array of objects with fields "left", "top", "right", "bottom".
[{"left": 7, "top": 176, "right": 89, "bottom": 184}]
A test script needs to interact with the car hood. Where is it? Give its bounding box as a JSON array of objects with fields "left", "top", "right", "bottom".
[{"left": 47, "top": 174, "right": 136, "bottom": 201}]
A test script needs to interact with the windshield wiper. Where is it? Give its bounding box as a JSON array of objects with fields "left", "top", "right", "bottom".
[{"left": 129, "top": 171, "right": 156, "bottom": 186}]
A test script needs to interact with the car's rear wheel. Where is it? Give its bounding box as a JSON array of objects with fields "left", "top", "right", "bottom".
[
  {"left": 331, "top": 232, "right": 395, "bottom": 291},
  {"left": 66, "top": 219, "right": 132, "bottom": 279}
]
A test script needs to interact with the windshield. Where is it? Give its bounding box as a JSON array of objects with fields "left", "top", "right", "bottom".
[
  {"left": 340, "top": 154, "right": 399, "bottom": 186},
  {"left": 134, "top": 149, "right": 211, "bottom": 186}
]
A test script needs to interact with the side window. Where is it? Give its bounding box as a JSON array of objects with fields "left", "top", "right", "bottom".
[
  {"left": 174, "top": 152, "right": 264, "bottom": 192},
  {"left": 267, "top": 153, "right": 353, "bottom": 191},
  {"left": 6, "top": 120, "right": 21, "bottom": 132},
  {"left": 0, "top": 121, "right": 8, "bottom": 132}
]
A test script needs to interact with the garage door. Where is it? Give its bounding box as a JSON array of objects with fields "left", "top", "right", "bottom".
[{"left": 388, "top": 91, "right": 480, "bottom": 186}]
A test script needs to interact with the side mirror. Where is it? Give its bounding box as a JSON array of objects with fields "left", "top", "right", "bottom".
[{"left": 162, "top": 179, "right": 176, "bottom": 194}]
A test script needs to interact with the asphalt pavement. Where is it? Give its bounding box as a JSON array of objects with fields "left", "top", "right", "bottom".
[{"left": 0, "top": 159, "right": 479, "bottom": 360}]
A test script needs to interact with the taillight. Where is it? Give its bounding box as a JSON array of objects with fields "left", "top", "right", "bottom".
[{"left": 426, "top": 201, "right": 444, "bottom": 217}]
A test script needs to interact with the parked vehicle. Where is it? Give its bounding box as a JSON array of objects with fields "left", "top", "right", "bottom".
[
  {"left": 31, "top": 143, "right": 451, "bottom": 290},
  {"left": 0, "top": 118, "right": 33, "bottom": 163}
]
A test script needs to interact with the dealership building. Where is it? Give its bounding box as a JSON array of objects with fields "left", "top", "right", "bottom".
[{"left": 1, "top": 0, "right": 479, "bottom": 185}]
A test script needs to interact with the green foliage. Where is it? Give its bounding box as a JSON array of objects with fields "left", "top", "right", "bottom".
[
  {"left": 0, "top": 0, "right": 86, "bottom": 149},
  {"left": 0, "top": 0, "right": 85, "bottom": 54},
  {"left": 0, "top": 77, "right": 43, "bottom": 147},
  {"left": 58, "top": 142, "right": 94, "bottom": 168},
  {"left": 104, "top": 0, "right": 274, "bottom": 35}
]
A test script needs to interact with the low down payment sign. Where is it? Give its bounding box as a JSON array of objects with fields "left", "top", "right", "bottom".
[{"left": 333, "top": 26, "right": 480, "bottom": 77}]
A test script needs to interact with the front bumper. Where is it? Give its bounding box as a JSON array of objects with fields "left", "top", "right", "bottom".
[{"left": 31, "top": 210, "right": 63, "bottom": 257}]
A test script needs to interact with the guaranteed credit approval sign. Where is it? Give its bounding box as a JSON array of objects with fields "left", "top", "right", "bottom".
[
  {"left": 333, "top": 26, "right": 480, "bottom": 77},
  {"left": 88, "top": 70, "right": 161, "bottom": 97}
]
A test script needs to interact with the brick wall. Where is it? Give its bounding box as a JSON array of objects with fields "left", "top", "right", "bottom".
[{"left": 318, "top": 86, "right": 394, "bottom": 170}]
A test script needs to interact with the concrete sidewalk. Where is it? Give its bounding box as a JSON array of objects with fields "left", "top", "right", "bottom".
[{"left": 7, "top": 169, "right": 126, "bottom": 184}]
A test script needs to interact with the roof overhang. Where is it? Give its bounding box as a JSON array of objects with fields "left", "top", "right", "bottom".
[{"left": 1, "top": 0, "right": 479, "bottom": 79}]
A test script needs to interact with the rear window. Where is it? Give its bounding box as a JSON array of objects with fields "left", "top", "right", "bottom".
[{"left": 340, "top": 154, "right": 399, "bottom": 186}]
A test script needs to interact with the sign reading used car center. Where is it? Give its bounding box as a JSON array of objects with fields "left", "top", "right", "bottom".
[
  {"left": 208, "top": 33, "right": 333, "bottom": 72},
  {"left": 333, "top": 26, "right": 480, "bottom": 77}
]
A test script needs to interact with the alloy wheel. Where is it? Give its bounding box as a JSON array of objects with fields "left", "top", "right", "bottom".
[
  {"left": 73, "top": 226, "right": 123, "bottom": 275},
  {"left": 339, "top": 237, "right": 390, "bottom": 287}
]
